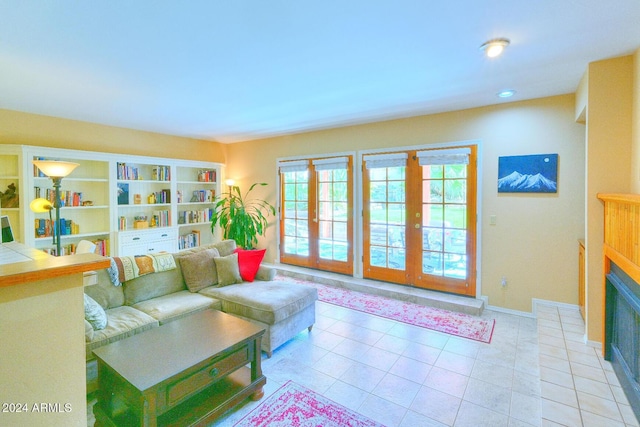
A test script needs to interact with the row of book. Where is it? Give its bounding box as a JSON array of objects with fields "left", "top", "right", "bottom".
[
  {"left": 197, "top": 170, "right": 216, "bottom": 182},
  {"left": 151, "top": 210, "right": 170, "bottom": 228},
  {"left": 34, "top": 218, "right": 80, "bottom": 237},
  {"left": 177, "top": 209, "right": 213, "bottom": 225},
  {"left": 35, "top": 187, "right": 84, "bottom": 207},
  {"left": 151, "top": 189, "right": 171, "bottom": 204},
  {"left": 33, "top": 157, "right": 50, "bottom": 177},
  {"left": 176, "top": 189, "right": 215, "bottom": 203},
  {"left": 41, "top": 238, "right": 109, "bottom": 257},
  {"left": 178, "top": 230, "right": 201, "bottom": 250},
  {"left": 116, "top": 162, "right": 171, "bottom": 181}
]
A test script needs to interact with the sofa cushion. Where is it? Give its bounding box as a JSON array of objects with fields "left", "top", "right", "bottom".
[
  {"left": 214, "top": 253, "right": 243, "bottom": 286},
  {"left": 179, "top": 248, "right": 220, "bottom": 292},
  {"left": 86, "top": 306, "right": 158, "bottom": 360},
  {"left": 132, "top": 290, "right": 221, "bottom": 324},
  {"left": 123, "top": 267, "right": 186, "bottom": 306},
  {"left": 200, "top": 281, "right": 318, "bottom": 325},
  {"left": 85, "top": 269, "right": 125, "bottom": 309},
  {"left": 235, "top": 248, "right": 266, "bottom": 282},
  {"left": 84, "top": 293, "right": 108, "bottom": 330}
]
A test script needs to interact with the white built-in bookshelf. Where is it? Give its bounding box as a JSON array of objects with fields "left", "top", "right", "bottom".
[{"left": 0, "top": 145, "right": 223, "bottom": 256}]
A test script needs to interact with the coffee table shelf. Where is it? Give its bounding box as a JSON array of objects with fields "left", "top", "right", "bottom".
[{"left": 93, "top": 310, "right": 266, "bottom": 427}]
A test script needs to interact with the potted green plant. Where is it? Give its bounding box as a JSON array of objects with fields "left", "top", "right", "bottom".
[{"left": 210, "top": 182, "right": 276, "bottom": 249}]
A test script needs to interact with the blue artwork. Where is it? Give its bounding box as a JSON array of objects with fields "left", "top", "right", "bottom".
[{"left": 498, "top": 154, "right": 558, "bottom": 193}]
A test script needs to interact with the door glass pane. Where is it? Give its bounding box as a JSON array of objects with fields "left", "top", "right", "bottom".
[
  {"left": 282, "top": 171, "right": 309, "bottom": 257},
  {"left": 422, "top": 161, "right": 468, "bottom": 279},
  {"left": 317, "top": 168, "right": 349, "bottom": 262},
  {"left": 367, "top": 166, "right": 406, "bottom": 270}
]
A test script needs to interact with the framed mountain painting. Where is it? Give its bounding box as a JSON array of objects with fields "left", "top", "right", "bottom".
[{"left": 498, "top": 154, "right": 558, "bottom": 193}]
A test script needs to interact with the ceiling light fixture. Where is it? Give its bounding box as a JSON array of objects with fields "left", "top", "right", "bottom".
[
  {"left": 480, "top": 38, "right": 510, "bottom": 58},
  {"left": 497, "top": 90, "right": 516, "bottom": 98}
]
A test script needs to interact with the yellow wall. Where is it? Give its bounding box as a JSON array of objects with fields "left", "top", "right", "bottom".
[
  {"left": 0, "top": 109, "right": 227, "bottom": 163},
  {"left": 583, "top": 56, "right": 634, "bottom": 343},
  {"left": 0, "top": 95, "right": 609, "bottom": 317},
  {"left": 632, "top": 48, "right": 640, "bottom": 193},
  {"left": 226, "top": 94, "right": 586, "bottom": 313}
]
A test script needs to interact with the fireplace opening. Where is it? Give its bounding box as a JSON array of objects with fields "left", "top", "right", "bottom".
[{"left": 605, "top": 262, "right": 640, "bottom": 418}]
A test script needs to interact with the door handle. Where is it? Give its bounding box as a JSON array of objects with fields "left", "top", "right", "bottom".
[{"left": 415, "top": 224, "right": 420, "bottom": 229}]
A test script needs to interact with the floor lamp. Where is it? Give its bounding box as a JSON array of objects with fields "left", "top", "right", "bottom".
[{"left": 32, "top": 160, "right": 79, "bottom": 256}]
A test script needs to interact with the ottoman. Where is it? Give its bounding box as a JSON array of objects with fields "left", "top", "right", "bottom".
[{"left": 200, "top": 281, "right": 318, "bottom": 357}]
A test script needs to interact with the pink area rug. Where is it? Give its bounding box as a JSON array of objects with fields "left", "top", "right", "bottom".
[
  {"left": 276, "top": 275, "right": 495, "bottom": 343},
  {"left": 234, "top": 380, "right": 384, "bottom": 427}
]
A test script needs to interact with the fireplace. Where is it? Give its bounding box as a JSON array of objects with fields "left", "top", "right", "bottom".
[
  {"left": 599, "top": 193, "right": 640, "bottom": 421},
  {"left": 604, "top": 262, "right": 640, "bottom": 415}
]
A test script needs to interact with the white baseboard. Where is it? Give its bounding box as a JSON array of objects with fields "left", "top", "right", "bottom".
[
  {"left": 532, "top": 298, "right": 580, "bottom": 316},
  {"left": 480, "top": 296, "right": 536, "bottom": 318}
]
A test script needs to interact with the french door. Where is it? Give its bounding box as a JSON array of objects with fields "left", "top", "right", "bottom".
[
  {"left": 363, "top": 146, "right": 477, "bottom": 296},
  {"left": 278, "top": 156, "right": 353, "bottom": 275}
]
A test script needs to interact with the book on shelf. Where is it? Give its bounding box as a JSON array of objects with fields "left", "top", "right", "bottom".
[
  {"left": 152, "top": 165, "right": 170, "bottom": 181},
  {"left": 197, "top": 169, "right": 216, "bottom": 182},
  {"left": 34, "top": 218, "right": 79, "bottom": 238},
  {"left": 117, "top": 162, "right": 140, "bottom": 180},
  {"left": 117, "top": 183, "right": 129, "bottom": 205},
  {"left": 178, "top": 229, "right": 201, "bottom": 250}
]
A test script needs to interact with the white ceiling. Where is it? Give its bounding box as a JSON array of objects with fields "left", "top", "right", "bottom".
[{"left": 2, "top": 1, "right": 640, "bottom": 143}]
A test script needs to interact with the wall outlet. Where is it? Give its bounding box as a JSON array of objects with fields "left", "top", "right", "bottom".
[{"left": 501, "top": 277, "right": 507, "bottom": 287}]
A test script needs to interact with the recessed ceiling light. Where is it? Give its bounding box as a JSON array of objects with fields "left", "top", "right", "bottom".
[
  {"left": 497, "top": 90, "right": 516, "bottom": 98},
  {"left": 480, "top": 38, "right": 510, "bottom": 58}
]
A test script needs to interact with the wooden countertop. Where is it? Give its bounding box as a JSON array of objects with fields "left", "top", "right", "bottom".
[{"left": 0, "top": 243, "right": 110, "bottom": 288}]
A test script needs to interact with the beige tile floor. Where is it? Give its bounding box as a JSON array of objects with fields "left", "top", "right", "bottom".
[{"left": 88, "top": 301, "right": 640, "bottom": 426}]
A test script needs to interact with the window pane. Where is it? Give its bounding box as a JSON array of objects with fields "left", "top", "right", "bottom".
[
  {"left": 318, "top": 220, "right": 332, "bottom": 239},
  {"left": 333, "top": 182, "right": 348, "bottom": 201},
  {"left": 296, "top": 202, "right": 309, "bottom": 219},
  {"left": 319, "top": 240, "right": 332, "bottom": 259},
  {"left": 423, "top": 251, "right": 443, "bottom": 276},
  {"left": 445, "top": 164, "right": 466, "bottom": 179},
  {"left": 296, "top": 183, "right": 308, "bottom": 201},
  {"left": 424, "top": 180, "right": 443, "bottom": 203},
  {"left": 334, "top": 169, "right": 347, "bottom": 181},
  {"left": 388, "top": 167, "right": 405, "bottom": 180},
  {"left": 444, "top": 254, "right": 466, "bottom": 279},
  {"left": 333, "top": 202, "right": 348, "bottom": 220},
  {"left": 423, "top": 204, "right": 444, "bottom": 227},
  {"left": 318, "top": 201, "right": 331, "bottom": 220},
  {"left": 318, "top": 182, "right": 328, "bottom": 201},
  {"left": 296, "top": 220, "right": 309, "bottom": 237},
  {"left": 333, "top": 222, "right": 347, "bottom": 241},
  {"left": 334, "top": 242, "right": 348, "bottom": 261},
  {"left": 370, "top": 246, "right": 387, "bottom": 267},
  {"left": 444, "top": 205, "right": 466, "bottom": 229},
  {"left": 370, "top": 224, "right": 387, "bottom": 245},
  {"left": 423, "top": 165, "right": 443, "bottom": 179},
  {"left": 388, "top": 247, "right": 405, "bottom": 270},
  {"left": 388, "top": 181, "right": 405, "bottom": 202},
  {"left": 370, "top": 168, "right": 386, "bottom": 181},
  {"left": 388, "top": 203, "right": 405, "bottom": 225},
  {"left": 388, "top": 225, "right": 405, "bottom": 247},
  {"left": 284, "top": 183, "right": 296, "bottom": 200},
  {"left": 444, "top": 179, "right": 466, "bottom": 203},
  {"left": 446, "top": 230, "right": 466, "bottom": 254},
  {"left": 370, "top": 182, "right": 387, "bottom": 202}
]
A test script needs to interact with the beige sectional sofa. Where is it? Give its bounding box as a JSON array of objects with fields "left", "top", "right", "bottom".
[{"left": 84, "top": 239, "right": 317, "bottom": 393}]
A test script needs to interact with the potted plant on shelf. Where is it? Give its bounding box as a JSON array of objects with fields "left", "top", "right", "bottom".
[{"left": 210, "top": 182, "right": 276, "bottom": 249}]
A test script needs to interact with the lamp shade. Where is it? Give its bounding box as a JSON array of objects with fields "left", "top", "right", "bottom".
[
  {"left": 30, "top": 198, "right": 54, "bottom": 213},
  {"left": 33, "top": 160, "right": 79, "bottom": 178}
]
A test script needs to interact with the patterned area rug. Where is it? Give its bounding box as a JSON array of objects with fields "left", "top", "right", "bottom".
[
  {"left": 233, "top": 381, "right": 384, "bottom": 427},
  {"left": 276, "top": 275, "right": 495, "bottom": 343}
]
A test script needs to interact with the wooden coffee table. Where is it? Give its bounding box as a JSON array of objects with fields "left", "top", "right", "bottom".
[{"left": 93, "top": 309, "right": 266, "bottom": 426}]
